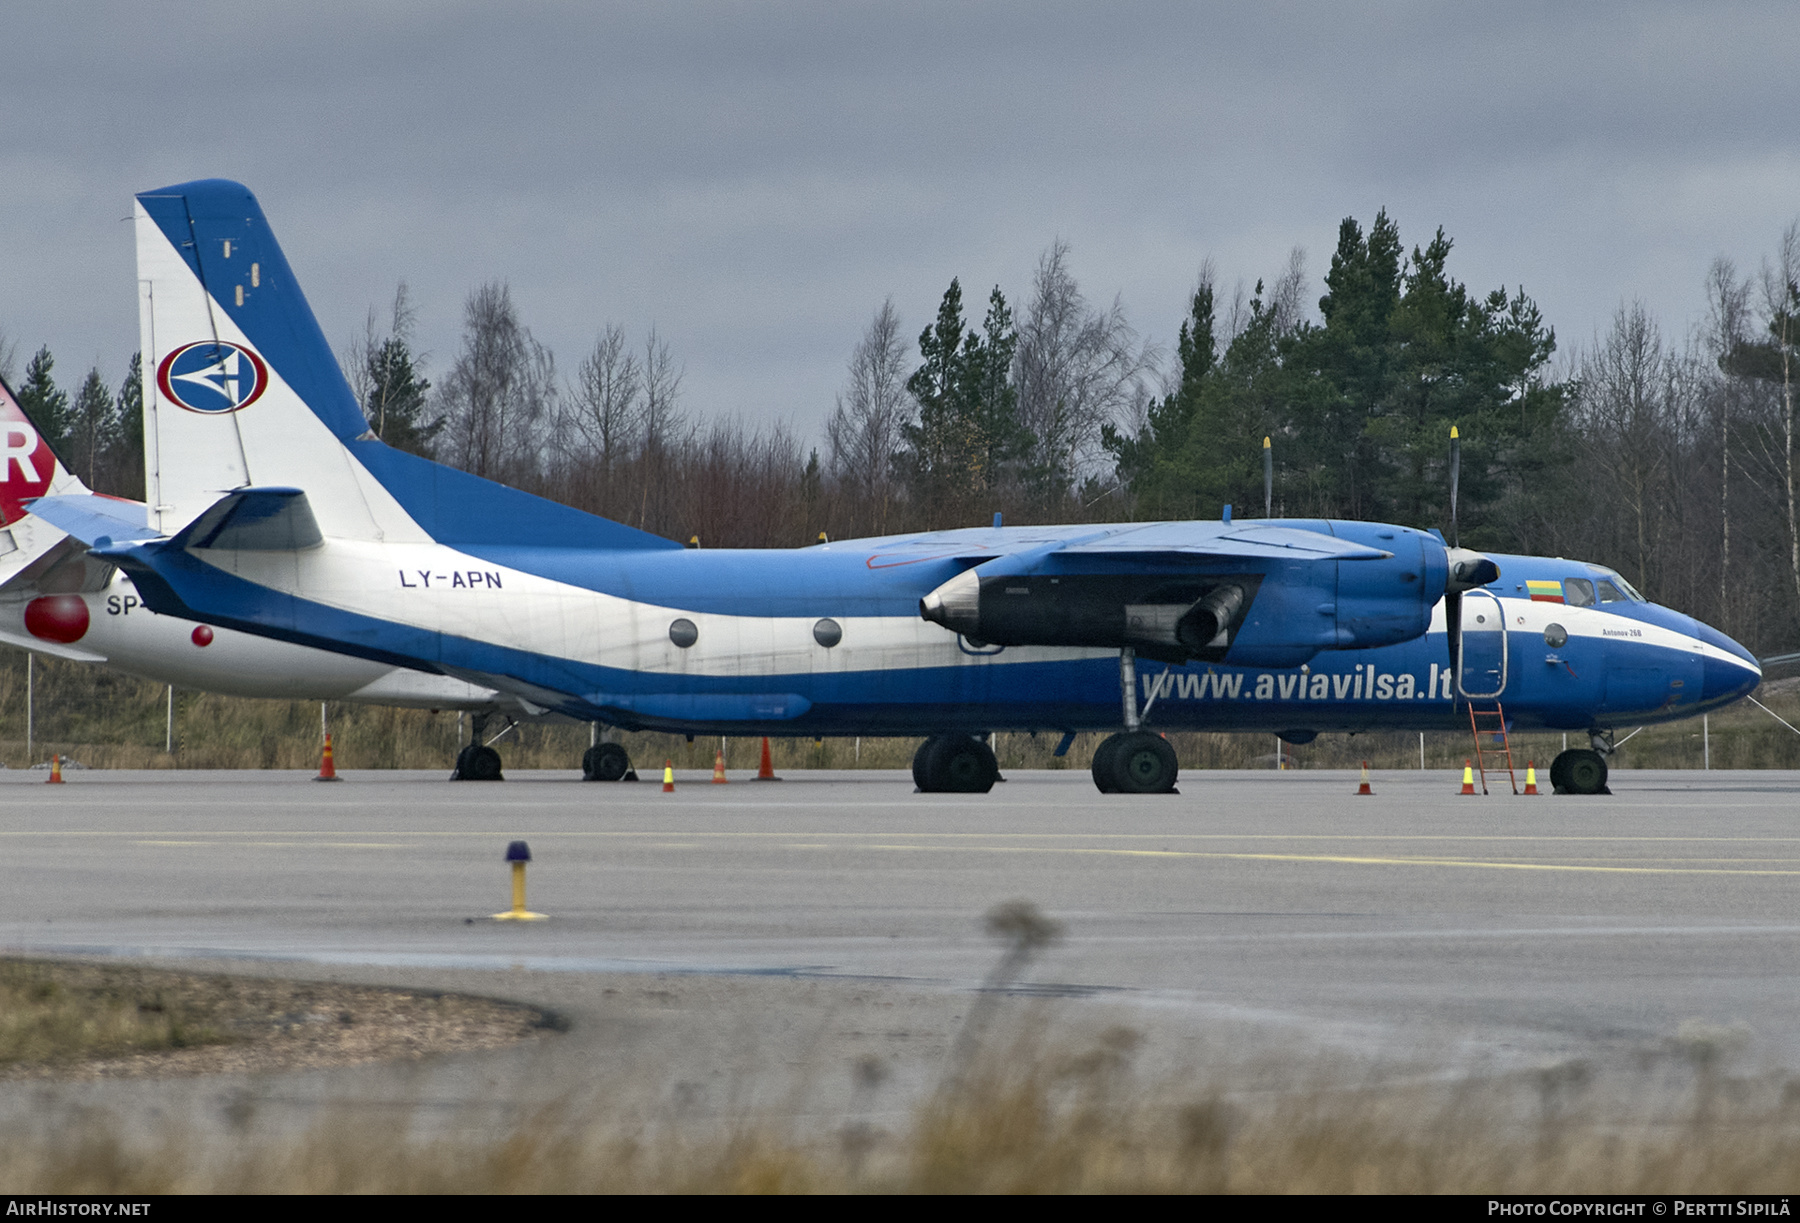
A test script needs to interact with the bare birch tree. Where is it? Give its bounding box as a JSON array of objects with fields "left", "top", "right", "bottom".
[
  {"left": 1762, "top": 222, "right": 1800, "bottom": 603},
  {"left": 1702, "top": 256, "right": 1752, "bottom": 617},
  {"left": 438, "top": 283, "right": 555, "bottom": 482},
  {"left": 1267, "top": 246, "right": 1311, "bottom": 335},
  {"left": 1013, "top": 240, "right": 1154, "bottom": 499},
  {"left": 1578, "top": 302, "right": 1676, "bottom": 592},
  {"left": 825, "top": 298, "right": 908, "bottom": 533},
  {"left": 567, "top": 324, "right": 643, "bottom": 478}
]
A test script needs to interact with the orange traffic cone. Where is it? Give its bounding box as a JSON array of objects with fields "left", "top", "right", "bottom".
[
  {"left": 712, "top": 748, "right": 729, "bottom": 784},
  {"left": 1524, "top": 762, "right": 1539, "bottom": 795},
  {"left": 662, "top": 760, "right": 675, "bottom": 792},
  {"left": 753, "top": 736, "right": 781, "bottom": 781},
  {"left": 46, "top": 754, "right": 64, "bottom": 784},
  {"left": 1357, "top": 760, "right": 1373, "bottom": 796},
  {"left": 315, "top": 733, "right": 341, "bottom": 781},
  {"left": 1460, "top": 760, "right": 1476, "bottom": 795}
]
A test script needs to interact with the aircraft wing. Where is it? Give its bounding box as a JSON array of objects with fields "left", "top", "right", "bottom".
[{"left": 1056, "top": 522, "right": 1391, "bottom": 561}]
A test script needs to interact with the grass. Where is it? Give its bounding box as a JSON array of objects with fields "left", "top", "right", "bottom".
[
  {"left": 4, "top": 650, "right": 1800, "bottom": 774},
  {"left": 0, "top": 959, "right": 550, "bottom": 1080},
  {"left": 9, "top": 909, "right": 1800, "bottom": 1192},
  {"left": 0, "top": 960, "right": 226, "bottom": 1069},
  {"left": 9, "top": 1024, "right": 1800, "bottom": 1192}
]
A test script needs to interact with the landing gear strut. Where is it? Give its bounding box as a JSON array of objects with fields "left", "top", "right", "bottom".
[
  {"left": 1549, "top": 730, "right": 1612, "bottom": 796},
  {"left": 450, "top": 712, "right": 505, "bottom": 781},
  {"left": 912, "top": 734, "right": 999, "bottom": 793},
  {"left": 1090, "top": 647, "right": 1180, "bottom": 794}
]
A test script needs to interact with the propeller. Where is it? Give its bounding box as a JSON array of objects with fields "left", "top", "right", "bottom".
[
  {"left": 1442, "top": 424, "right": 1500, "bottom": 694},
  {"left": 1263, "top": 436, "right": 1273, "bottom": 518}
]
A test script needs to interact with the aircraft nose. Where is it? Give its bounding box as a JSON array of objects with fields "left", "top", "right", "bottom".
[{"left": 1692, "top": 618, "right": 1761, "bottom": 704}]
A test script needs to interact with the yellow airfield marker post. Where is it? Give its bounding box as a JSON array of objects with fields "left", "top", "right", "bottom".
[{"left": 492, "top": 840, "right": 547, "bottom": 922}]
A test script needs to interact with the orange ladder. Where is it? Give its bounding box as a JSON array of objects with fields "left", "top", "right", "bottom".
[{"left": 1465, "top": 701, "right": 1518, "bottom": 795}]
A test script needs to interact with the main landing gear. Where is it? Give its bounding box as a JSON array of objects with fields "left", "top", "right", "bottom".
[
  {"left": 582, "top": 741, "right": 637, "bottom": 781},
  {"left": 912, "top": 734, "right": 1000, "bottom": 793},
  {"left": 450, "top": 712, "right": 505, "bottom": 781},
  {"left": 1088, "top": 647, "right": 1180, "bottom": 794},
  {"left": 1549, "top": 731, "right": 1612, "bottom": 796}
]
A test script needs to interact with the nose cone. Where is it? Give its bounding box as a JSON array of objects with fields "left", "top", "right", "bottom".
[{"left": 1693, "top": 619, "right": 1761, "bottom": 705}]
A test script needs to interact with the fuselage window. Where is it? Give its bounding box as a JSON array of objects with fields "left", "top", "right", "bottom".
[
  {"left": 1596, "top": 580, "right": 1628, "bottom": 603},
  {"left": 1564, "top": 578, "right": 1595, "bottom": 607}
]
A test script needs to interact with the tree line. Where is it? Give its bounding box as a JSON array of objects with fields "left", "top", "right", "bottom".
[{"left": 5, "top": 211, "right": 1799, "bottom": 655}]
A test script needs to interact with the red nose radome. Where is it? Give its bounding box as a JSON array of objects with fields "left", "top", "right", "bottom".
[{"left": 24, "top": 595, "right": 89, "bottom": 644}]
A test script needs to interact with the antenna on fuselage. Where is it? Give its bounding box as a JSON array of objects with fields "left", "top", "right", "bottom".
[{"left": 1263, "top": 436, "right": 1272, "bottom": 519}]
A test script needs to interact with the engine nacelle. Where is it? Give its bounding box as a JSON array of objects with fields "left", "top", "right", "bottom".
[{"left": 918, "top": 520, "right": 1455, "bottom": 667}]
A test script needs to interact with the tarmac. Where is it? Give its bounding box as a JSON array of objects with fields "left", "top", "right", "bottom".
[{"left": 4, "top": 764, "right": 1799, "bottom": 1136}]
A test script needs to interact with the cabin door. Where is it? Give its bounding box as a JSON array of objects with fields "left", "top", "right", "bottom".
[{"left": 1458, "top": 590, "right": 1507, "bottom": 699}]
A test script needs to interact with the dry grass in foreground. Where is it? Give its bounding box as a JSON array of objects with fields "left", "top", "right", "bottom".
[
  {"left": 9, "top": 1030, "right": 1800, "bottom": 1193},
  {"left": 0, "top": 959, "right": 555, "bottom": 1080}
]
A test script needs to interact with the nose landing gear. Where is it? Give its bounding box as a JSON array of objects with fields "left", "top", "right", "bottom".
[{"left": 1549, "top": 730, "right": 1613, "bottom": 795}]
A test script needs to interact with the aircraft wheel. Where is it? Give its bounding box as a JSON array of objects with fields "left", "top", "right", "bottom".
[
  {"left": 1104, "top": 731, "right": 1179, "bottom": 794},
  {"left": 1550, "top": 748, "right": 1608, "bottom": 795},
  {"left": 583, "top": 743, "right": 630, "bottom": 781},
  {"left": 1090, "top": 734, "right": 1124, "bottom": 793},
  {"left": 451, "top": 744, "right": 505, "bottom": 781},
  {"left": 914, "top": 734, "right": 998, "bottom": 793}
]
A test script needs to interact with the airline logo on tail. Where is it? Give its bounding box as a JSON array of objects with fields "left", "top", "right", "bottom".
[
  {"left": 0, "top": 380, "right": 53, "bottom": 523},
  {"left": 156, "top": 341, "right": 268, "bottom": 414}
]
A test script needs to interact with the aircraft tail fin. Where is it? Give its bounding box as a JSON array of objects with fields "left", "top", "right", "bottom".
[{"left": 134, "top": 179, "right": 679, "bottom": 552}]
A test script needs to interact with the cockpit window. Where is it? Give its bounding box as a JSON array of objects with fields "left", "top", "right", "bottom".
[
  {"left": 1563, "top": 578, "right": 1595, "bottom": 607},
  {"left": 1596, "top": 579, "right": 1628, "bottom": 603},
  {"left": 1609, "top": 573, "right": 1646, "bottom": 602}
]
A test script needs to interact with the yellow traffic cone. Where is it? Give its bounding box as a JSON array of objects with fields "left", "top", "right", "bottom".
[
  {"left": 46, "top": 755, "right": 64, "bottom": 784},
  {"left": 1460, "top": 760, "right": 1476, "bottom": 795},
  {"left": 1524, "top": 762, "right": 1539, "bottom": 795},
  {"left": 662, "top": 760, "right": 675, "bottom": 792},
  {"left": 712, "top": 748, "right": 728, "bottom": 784},
  {"left": 1356, "top": 760, "right": 1373, "bottom": 796}
]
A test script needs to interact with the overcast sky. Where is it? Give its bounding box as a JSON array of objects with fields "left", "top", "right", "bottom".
[{"left": 1, "top": 2, "right": 1796, "bottom": 447}]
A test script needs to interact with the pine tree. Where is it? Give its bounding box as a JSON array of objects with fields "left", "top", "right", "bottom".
[
  {"left": 15, "top": 347, "right": 69, "bottom": 454},
  {"left": 900, "top": 280, "right": 1022, "bottom": 516},
  {"left": 364, "top": 335, "right": 440, "bottom": 457},
  {"left": 105, "top": 353, "right": 145, "bottom": 499},
  {"left": 66, "top": 366, "right": 115, "bottom": 486}
]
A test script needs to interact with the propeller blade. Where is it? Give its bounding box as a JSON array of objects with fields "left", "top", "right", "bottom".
[
  {"left": 1449, "top": 425, "right": 1461, "bottom": 549},
  {"left": 1263, "top": 436, "right": 1273, "bottom": 519},
  {"left": 1445, "top": 589, "right": 1462, "bottom": 701}
]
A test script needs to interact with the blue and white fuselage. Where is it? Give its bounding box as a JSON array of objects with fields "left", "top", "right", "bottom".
[{"left": 23, "top": 178, "right": 1761, "bottom": 778}]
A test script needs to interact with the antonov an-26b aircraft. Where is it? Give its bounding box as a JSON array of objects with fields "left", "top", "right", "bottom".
[{"left": 25, "top": 179, "right": 1764, "bottom": 796}]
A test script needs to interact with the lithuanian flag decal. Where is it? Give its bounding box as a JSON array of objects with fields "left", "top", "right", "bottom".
[{"left": 1526, "top": 579, "right": 1564, "bottom": 603}]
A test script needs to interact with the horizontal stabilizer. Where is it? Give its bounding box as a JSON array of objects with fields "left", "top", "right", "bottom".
[
  {"left": 23, "top": 495, "right": 159, "bottom": 547},
  {"left": 0, "top": 626, "right": 107, "bottom": 662},
  {"left": 174, "top": 489, "right": 322, "bottom": 552}
]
